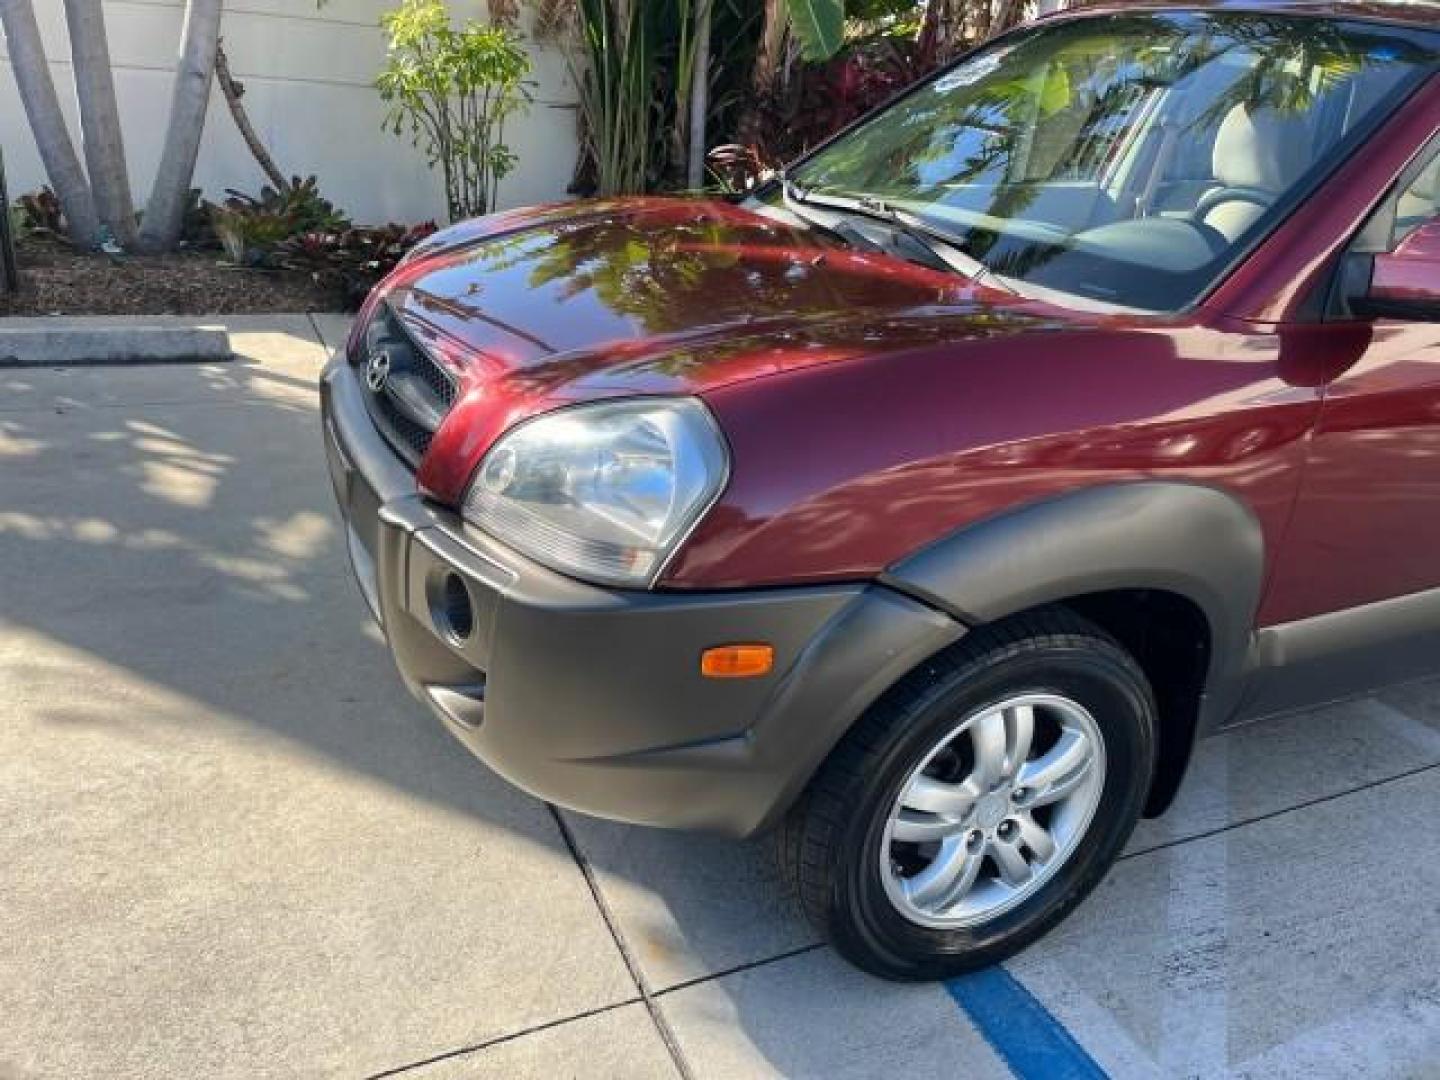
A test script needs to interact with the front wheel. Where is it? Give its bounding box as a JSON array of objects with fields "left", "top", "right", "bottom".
[{"left": 778, "top": 608, "right": 1156, "bottom": 980}]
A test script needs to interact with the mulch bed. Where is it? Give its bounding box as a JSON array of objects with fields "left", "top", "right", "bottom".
[{"left": 0, "top": 236, "right": 340, "bottom": 317}]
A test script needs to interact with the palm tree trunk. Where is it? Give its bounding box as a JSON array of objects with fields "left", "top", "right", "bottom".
[
  {"left": 752, "top": 0, "right": 787, "bottom": 95},
  {"left": 991, "top": 0, "right": 1026, "bottom": 36},
  {"left": 0, "top": 0, "right": 101, "bottom": 247},
  {"left": 62, "top": 0, "right": 137, "bottom": 246},
  {"left": 920, "top": 0, "right": 965, "bottom": 66},
  {"left": 1, "top": 147, "right": 20, "bottom": 291},
  {"left": 139, "top": 0, "right": 222, "bottom": 252},
  {"left": 738, "top": 0, "right": 787, "bottom": 147},
  {"left": 214, "top": 41, "right": 287, "bottom": 192},
  {"left": 686, "top": 0, "right": 711, "bottom": 189}
]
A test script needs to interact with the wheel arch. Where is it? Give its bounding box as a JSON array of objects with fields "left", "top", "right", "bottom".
[{"left": 880, "top": 482, "right": 1265, "bottom": 815}]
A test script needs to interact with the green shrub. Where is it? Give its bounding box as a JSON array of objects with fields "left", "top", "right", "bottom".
[{"left": 377, "top": 0, "right": 531, "bottom": 221}]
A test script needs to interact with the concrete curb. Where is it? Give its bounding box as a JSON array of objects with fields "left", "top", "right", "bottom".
[{"left": 0, "top": 325, "right": 233, "bottom": 367}]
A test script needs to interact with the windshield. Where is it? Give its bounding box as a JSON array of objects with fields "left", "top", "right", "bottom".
[{"left": 786, "top": 12, "right": 1436, "bottom": 312}]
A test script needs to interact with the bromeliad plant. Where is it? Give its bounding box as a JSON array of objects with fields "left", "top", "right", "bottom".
[
  {"left": 377, "top": 0, "right": 531, "bottom": 222},
  {"left": 209, "top": 175, "right": 350, "bottom": 266},
  {"left": 15, "top": 186, "right": 64, "bottom": 236}
]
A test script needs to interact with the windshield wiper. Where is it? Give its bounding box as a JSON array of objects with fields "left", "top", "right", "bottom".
[
  {"left": 789, "top": 185, "right": 1005, "bottom": 287},
  {"left": 782, "top": 174, "right": 949, "bottom": 270},
  {"left": 778, "top": 171, "right": 891, "bottom": 257},
  {"left": 855, "top": 194, "right": 965, "bottom": 266},
  {"left": 779, "top": 169, "right": 810, "bottom": 206}
]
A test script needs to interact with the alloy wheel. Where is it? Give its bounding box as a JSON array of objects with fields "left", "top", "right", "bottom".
[{"left": 880, "top": 692, "right": 1106, "bottom": 929}]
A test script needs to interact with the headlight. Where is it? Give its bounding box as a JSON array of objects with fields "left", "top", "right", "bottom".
[{"left": 462, "top": 398, "right": 730, "bottom": 587}]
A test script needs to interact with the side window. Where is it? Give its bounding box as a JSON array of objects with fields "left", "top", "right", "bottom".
[{"left": 1393, "top": 152, "right": 1440, "bottom": 249}]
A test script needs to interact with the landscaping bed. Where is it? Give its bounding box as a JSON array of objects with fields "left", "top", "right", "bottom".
[{"left": 0, "top": 236, "right": 338, "bottom": 317}]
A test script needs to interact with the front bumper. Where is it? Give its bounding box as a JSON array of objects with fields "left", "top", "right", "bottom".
[{"left": 320, "top": 358, "right": 964, "bottom": 836}]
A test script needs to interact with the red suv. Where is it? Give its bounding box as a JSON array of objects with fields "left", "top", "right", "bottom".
[{"left": 323, "top": 2, "right": 1440, "bottom": 979}]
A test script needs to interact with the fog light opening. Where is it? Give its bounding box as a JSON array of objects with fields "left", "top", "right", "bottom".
[{"left": 433, "top": 571, "right": 475, "bottom": 645}]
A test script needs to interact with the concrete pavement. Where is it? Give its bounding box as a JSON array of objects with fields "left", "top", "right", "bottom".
[{"left": 1, "top": 314, "right": 1436, "bottom": 1078}]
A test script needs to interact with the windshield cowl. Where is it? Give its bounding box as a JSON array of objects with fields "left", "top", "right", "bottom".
[{"left": 780, "top": 177, "right": 1012, "bottom": 290}]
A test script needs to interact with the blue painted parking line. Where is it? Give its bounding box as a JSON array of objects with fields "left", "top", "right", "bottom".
[{"left": 946, "top": 966, "right": 1108, "bottom": 1080}]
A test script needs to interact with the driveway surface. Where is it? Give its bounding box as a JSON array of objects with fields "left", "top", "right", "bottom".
[{"left": 1, "top": 315, "right": 1437, "bottom": 1079}]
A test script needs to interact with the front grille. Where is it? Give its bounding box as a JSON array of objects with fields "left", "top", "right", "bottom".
[
  {"left": 411, "top": 345, "right": 458, "bottom": 411},
  {"left": 374, "top": 391, "right": 434, "bottom": 461},
  {"left": 355, "top": 304, "right": 458, "bottom": 468}
]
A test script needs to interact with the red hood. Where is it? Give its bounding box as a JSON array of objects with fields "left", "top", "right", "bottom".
[{"left": 365, "top": 198, "right": 1077, "bottom": 501}]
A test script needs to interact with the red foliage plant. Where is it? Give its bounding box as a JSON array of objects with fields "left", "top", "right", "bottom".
[
  {"left": 717, "top": 36, "right": 939, "bottom": 190},
  {"left": 279, "top": 222, "right": 438, "bottom": 310}
]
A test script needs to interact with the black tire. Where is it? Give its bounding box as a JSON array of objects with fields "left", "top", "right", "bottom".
[{"left": 778, "top": 607, "right": 1156, "bottom": 981}]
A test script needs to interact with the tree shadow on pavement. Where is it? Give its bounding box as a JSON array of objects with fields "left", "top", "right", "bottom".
[{"left": 0, "top": 320, "right": 860, "bottom": 1076}]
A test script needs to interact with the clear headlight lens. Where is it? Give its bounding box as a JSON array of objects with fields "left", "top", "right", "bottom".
[{"left": 462, "top": 398, "right": 729, "bottom": 587}]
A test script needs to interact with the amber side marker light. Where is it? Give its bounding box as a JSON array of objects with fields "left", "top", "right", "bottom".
[{"left": 701, "top": 644, "right": 775, "bottom": 679}]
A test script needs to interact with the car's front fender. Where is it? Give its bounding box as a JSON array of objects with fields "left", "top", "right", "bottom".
[{"left": 882, "top": 481, "right": 1266, "bottom": 736}]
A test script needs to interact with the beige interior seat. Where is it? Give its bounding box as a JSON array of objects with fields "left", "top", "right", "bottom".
[{"left": 1198, "top": 104, "right": 1308, "bottom": 242}]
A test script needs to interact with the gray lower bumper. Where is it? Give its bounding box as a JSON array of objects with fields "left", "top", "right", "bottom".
[{"left": 321, "top": 358, "right": 964, "bottom": 836}]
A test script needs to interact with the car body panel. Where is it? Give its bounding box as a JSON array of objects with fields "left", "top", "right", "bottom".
[
  {"left": 1265, "top": 316, "right": 1440, "bottom": 622},
  {"left": 669, "top": 319, "right": 1326, "bottom": 595}
]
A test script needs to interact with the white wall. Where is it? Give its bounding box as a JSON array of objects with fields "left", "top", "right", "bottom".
[{"left": 0, "top": 1, "right": 580, "bottom": 226}]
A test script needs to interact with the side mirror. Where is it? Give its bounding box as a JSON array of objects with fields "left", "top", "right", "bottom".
[{"left": 1352, "top": 219, "right": 1440, "bottom": 322}]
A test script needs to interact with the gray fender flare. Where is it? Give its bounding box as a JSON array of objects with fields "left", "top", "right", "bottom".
[{"left": 882, "top": 482, "right": 1266, "bottom": 799}]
